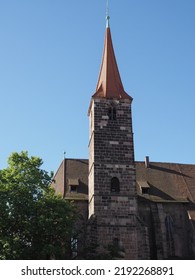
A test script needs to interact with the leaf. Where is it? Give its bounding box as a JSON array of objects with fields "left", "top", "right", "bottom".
[{"left": 0, "top": 151, "right": 77, "bottom": 260}]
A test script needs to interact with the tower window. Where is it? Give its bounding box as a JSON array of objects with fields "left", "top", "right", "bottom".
[
  {"left": 111, "top": 177, "right": 120, "bottom": 192},
  {"left": 113, "top": 238, "right": 119, "bottom": 247},
  {"left": 108, "top": 107, "right": 116, "bottom": 120}
]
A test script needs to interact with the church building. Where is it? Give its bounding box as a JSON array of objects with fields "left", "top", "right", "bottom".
[{"left": 52, "top": 13, "right": 195, "bottom": 259}]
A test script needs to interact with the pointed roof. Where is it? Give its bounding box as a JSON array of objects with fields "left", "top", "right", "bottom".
[{"left": 93, "top": 25, "right": 132, "bottom": 100}]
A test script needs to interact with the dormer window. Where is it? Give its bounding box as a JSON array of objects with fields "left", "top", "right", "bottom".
[
  {"left": 108, "top": 107, "right": 116, "bottom": 120},
  {"left": 70, "top": 185, "right": 77, "bottom": 193},
  {"left": 137, "top": 181, "right": 150, "bottom": 195},
  {"left": 68, "top": 179, "right": 79, "bottom": 193}
]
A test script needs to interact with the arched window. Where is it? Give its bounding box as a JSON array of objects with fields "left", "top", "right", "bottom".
[
  {"left": 165, "top": 215, "right": 175, "bottom": 257},
  {"left": 71, "top": 237, "right": 78, "bottom": 259},
  {"left": 111, "top": 177, "right": 120, "bottom": 192},
  {"left": 113, "top": 238, "right": 119, "bottom": 247},
  {"left": 108, "top": 107, "right": 116, "bottom": 120}
]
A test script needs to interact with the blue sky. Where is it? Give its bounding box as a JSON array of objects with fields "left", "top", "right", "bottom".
[{"left": 0, "top": 0, "right": 195, "bottom": 173}]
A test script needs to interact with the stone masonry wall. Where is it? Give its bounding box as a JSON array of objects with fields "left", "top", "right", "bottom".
[
  {"left": 88, "top": 97, "right": 149, "bottom": 259},
  {"left": 138, "top": 198, "right": 195, "bottom": 259}
]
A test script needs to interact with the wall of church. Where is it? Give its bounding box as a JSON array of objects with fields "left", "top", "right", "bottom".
[{"left": 138, "top": 198, "right": 195, "bottom": 259}]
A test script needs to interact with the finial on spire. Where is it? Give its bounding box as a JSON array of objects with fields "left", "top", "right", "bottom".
[
  {"left": 63, "top": 151, "right": 66, "bottom": 160},
  {"left": 106, "top": 0, "right": 110, "bottom": 27}
]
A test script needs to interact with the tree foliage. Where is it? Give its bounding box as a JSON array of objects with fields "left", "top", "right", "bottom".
[{"left": 0, "top": 151, "right": 76, "bottom": 260}]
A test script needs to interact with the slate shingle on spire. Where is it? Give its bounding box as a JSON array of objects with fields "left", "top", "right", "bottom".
[{"left": 93, "top": 25, "right": 132, "bottom": 100}]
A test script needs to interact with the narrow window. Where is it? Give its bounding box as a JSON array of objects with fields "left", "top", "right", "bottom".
[
  {"left": 113, "top": 238, "right": 119, "bottom": 247},
  {"left": 71, "top": 237, "right": 78, "bottom": 259},
  {"left": 108, "top": 107, "right": 117, "bottom": 120},
  {"left": 165, "top": 215, "right": 175, "bottom": 257},
  {"left": 113, "top": 107, "right": 116, "bottom": 120},
  {"left": 111, "top": 177, "right": 120, "bottom": 192}
]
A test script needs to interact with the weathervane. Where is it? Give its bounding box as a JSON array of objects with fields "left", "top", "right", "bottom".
[{"left": 106, "top": 0, "right": 110, "bottom": 27}]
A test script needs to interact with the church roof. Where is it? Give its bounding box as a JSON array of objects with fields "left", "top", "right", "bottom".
[
  {"left": 52, "top": 158, "right": 195, "bottom": 205},
  {"left": 93, "top": 25, "right": 132, "bottom": 100},
  {"left": 136, "top": 161, "right": 195, "bottom": 203}
]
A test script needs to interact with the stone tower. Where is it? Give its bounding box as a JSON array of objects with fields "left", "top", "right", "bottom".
[{"left": 88, "top": 17, "right": 148, "bottom": 259}]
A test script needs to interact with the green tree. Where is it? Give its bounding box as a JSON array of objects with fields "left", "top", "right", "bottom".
[{"left": 0, "top": 151, "right": 77, "bottom": 260}]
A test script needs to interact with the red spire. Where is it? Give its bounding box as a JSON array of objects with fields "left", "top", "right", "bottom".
[{"left": 93, "top": 26, "right": 132, "bottom": 100}]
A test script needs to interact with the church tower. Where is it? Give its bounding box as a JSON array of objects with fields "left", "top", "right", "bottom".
[{"left": 88, "top": 13, "right": 146, "bottom": 259}]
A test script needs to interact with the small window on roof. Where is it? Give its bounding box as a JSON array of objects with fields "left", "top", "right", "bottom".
[
  {"left": 70, "top": 185, "right": 77, "bottom": 193},
  {"left": 142, "top": 187, "right": 149, "bottom": 194},
  {"left": 137, "top": 181, "right": 150, "bottom": 195},
  {"left": 68, "top": 179, "right": 79, "bottom": 193}
]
